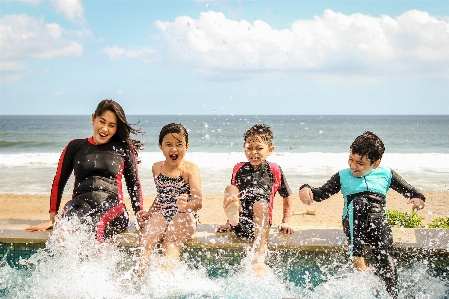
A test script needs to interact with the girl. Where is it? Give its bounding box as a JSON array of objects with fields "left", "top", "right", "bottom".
[
  {"left": 26, "top": 99, "right": 144, "bottom": 243},
  {"left": 137, "top": 123, "right": 202, "bottom": 269}
]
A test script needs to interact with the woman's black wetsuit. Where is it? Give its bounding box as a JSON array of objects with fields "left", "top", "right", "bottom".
[
  {"left": 50, "top": 137, "right": 143, "bottom": 242},
  {"left": 300, "top": 166, "right": 425, "bottom": 298}
]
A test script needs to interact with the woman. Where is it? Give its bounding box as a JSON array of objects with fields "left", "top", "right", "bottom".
[{"left": 26, "top": 99, "right": 144, "bottom": 243}]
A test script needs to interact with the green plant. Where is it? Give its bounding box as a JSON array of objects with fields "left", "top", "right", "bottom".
[
  {"left": 386, "top": 210, "right": 424, "bottom": 228},
  {"left": 428, "top": 217, "right": 449, "bottom": 228}
]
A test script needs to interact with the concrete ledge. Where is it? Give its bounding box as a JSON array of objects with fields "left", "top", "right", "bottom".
[{"left": 1, "top": 219, "right": 448, "bottom": 253}]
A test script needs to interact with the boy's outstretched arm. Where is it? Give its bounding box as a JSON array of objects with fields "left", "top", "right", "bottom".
[
  {"left": 299, "top": 173, "right": 342, "bottom": 205},
  {"left": 390, "top": 170, "right": 426, "bottom": 212}
]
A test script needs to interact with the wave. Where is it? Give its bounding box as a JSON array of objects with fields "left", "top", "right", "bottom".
[
  {"left": 1, "top": 152, "right": 448, "bottom": 172},
  {"left": 0, "top": 140, "right": 56, "bottom": 148},
  {"left": 1, "top": 152, "right": 448, "bottom": 193}
]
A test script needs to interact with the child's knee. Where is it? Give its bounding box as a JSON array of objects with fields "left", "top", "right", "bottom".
[{"left": 224, "top": 185, "right": 239, "bottom": 198}]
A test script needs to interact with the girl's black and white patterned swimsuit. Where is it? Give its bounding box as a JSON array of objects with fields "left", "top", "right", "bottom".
[{"left": 152, "top": 165, "right": 193, "bottom": 221}]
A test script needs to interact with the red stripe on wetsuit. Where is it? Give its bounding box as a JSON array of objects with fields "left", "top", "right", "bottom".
[
  {"left": 96, "top": 160, "right": 125, "bottom": 243},
  {"left": 50, "top": 143, "right": 71, "bottom": 213}
]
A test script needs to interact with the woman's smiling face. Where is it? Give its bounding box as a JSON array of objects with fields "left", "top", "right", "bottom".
[{"left": 91, "top": 110, "right": 117, "bottom": 145}]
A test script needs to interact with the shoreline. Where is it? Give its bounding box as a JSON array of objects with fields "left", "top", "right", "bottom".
[{"left": 1, "top": 190, "right": 448, "bottom": 228}]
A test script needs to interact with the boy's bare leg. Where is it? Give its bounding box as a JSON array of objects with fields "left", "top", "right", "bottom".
[
  {"left": 138, "top": 214, "right": 168, "bottom": 272},
  {"left": 353, "top": 256, "right": 368, "bottom": 271},
  {"left": 224, "top": 185, "right": 241, "bottom": 226},
  {"left": 251, "top": 200, "right": 271, "bottom": 276}
]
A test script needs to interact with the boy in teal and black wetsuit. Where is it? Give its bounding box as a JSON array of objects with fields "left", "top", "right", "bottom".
[{"left": 299, "top": 131, "right": 425, "bottom": 299}]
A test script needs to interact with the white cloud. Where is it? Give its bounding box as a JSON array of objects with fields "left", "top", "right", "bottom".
[
  {"left": 102, "top": 46, "right": 156, "bottom": 63},
  {"left": 49, "top": 0, "right": 85, "bottom": 24},
  {"left": 147, "top": 10, "right": 449, "bottom": 80},
  {"left": 0, "top": 14, "right": 83, "bottom": 83}
]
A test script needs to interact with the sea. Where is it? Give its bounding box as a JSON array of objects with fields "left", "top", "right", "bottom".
[{"left": 0, "top": 115, "right": 448, "bottom": 195}]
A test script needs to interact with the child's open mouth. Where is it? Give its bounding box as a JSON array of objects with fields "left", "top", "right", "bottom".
[{"left": 170, "top": 154, "right": 178, "bottom": 161}]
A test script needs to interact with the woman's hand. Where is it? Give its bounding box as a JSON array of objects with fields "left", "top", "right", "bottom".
[
  {"left": 25, "top": 220, "right": 53, "bottom": 232},
  {"left": 25, "top": 212, "right": 55, "bottom": 231}
]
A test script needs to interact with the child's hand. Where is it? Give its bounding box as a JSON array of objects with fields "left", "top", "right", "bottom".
[
  {"left": 278, "top": 223, "right": 294, "bottom": 234},
  {"left": 177, "top": 194, "right": 189, "bottom": 210},
  {"left": 136, "top": 210, "right": 150, "bottom": 228},
  {"left": 299, "top": 187, "right": 314, "bottom": 205},
  {"left": 408, "top": 198, "right": 425, "bottom": 212}
]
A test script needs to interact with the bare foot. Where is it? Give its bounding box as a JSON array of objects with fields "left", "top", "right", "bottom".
[
  {"left": 225, "top": 200, "right": 240, "bottom": 226},
  {"left": 251, "top": 262, "right": 272, "bottom": 277}
]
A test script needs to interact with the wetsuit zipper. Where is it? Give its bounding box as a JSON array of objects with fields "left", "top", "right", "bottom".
[{"left": 363, "top": 176, "right": 369, "bottom": 191}]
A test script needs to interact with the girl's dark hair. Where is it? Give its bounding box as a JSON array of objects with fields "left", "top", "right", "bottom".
[
  {"left": 93, "top": 99, "right": 144, "bottom": 153},
  {"left": 159, "top": 123, "right": 189, "bottom": 145},
  {"left": 350, "top": 131, "right": 385, "bottom": 164},
  {"left": 243, "top": 124, "right": 274, "bottom": 146}
]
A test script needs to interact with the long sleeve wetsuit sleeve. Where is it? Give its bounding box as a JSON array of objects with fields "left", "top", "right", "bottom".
[
  {"left": 49, "top": 140, "right": 77, "bottom": 213},
  {"left": 390, "top": 170, "right": 426, "bottom": 202},
  {"left": 123, "top": 148, "right": 143, "bottom": 214},
  {"left": 300, "top": 172, "right": 342, "bottom": 202}
]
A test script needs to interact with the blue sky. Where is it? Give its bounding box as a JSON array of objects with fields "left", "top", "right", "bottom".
[{"left": 1, "top": 0, "right": 448, "bottom": 115}]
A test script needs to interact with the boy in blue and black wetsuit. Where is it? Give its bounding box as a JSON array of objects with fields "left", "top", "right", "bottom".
[
  {"left": 299, "top": 131, "right": 425, "bottom": 299},
  {"left": 217, "top": 124, "right": 294, "bottom": 276}
]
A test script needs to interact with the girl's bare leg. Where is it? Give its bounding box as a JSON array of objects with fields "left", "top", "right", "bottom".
[
  {"left": 163, "top": 213, "right": 196, "bottom": 261},
  {"left": 138, "top": 214, "right": 168, "bottom": 271}
]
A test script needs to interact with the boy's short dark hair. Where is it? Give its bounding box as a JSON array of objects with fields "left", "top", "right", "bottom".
[
  {"left": 243, "top": 124, "right": 274, "bottom": 146},
  {"left": 350, "top": 131, "right": 385, "bottom": 164}
]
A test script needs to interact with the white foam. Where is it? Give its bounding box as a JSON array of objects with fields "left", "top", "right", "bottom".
[
  {"left": 1, "top": 152, "right": 448, "bottom": 193},
  {"left": 2, "top": 152, "right": 448, "bottom": 172}
]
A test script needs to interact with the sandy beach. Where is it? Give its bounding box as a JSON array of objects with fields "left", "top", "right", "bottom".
[{"left": 1, "top": 190, "right": 448, "bottom": 228}]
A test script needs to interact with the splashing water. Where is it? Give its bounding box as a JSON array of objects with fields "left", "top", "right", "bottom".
[{"left": 1, "top": 218, "right": 448, "bottom": 298}]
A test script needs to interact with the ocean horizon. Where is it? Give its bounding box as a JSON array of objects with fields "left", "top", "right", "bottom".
[{"left": 1, "top": 115, "right": 448, "bottom": 194}]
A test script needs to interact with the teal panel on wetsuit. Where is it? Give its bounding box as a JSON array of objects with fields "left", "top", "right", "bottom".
[{"left": 339, "top": 166, "right": 392, "bottom": 219}]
